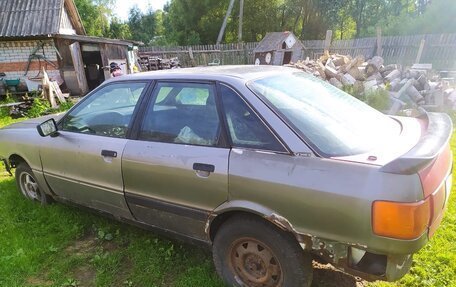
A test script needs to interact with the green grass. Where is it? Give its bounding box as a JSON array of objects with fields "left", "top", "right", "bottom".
[
  {"left": 0, "top": 116, "right": 455, "bottom": 287},
  {"left": 0, "top": 167, "right": 222, "bottom": 287}
]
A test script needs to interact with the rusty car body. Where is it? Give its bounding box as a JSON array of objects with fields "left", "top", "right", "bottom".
[{"left": 0, "top": 66, "right": 453, "bottom": 286}]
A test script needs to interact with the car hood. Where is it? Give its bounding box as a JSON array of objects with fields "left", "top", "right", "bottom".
[{"left": 1, "top": 113, "right": 64, "bottom": 130}]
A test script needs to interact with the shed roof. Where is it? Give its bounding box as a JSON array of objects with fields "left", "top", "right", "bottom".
[
  {"left": 0, "top": 0, "right": 85, "bottom": 38},
  {"left": 254, "top": 31, "right": 305, "bottom": 53}
]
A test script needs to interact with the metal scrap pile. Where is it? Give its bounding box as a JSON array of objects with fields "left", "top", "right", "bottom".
[{"left": 289, "top": 52, "right": 454, "bottom": 114}]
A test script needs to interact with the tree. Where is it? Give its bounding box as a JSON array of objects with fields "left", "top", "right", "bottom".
[
  {"left": 74, "top": 0, "right": 116, "bottom": 37},
  {"left": 128, "top": 5, "right": 157, "bottom": 45},
  {"left": 107, "top": 17, "right": 132, "bottom": 40}
]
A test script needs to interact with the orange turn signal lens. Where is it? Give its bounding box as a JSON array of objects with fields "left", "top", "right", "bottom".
[{"left": 372, "top": 199, "right": 430, "bottom": 240}]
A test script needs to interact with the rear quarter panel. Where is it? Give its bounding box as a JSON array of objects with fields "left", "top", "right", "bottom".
[{"left": 228, "top": 148, "right": 427, "bottom": 255}]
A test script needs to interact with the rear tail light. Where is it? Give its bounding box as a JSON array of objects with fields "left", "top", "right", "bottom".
[
  {"left": 373, "top": 145, "right": 451, "bottom": 240},
  {"left": 372, "top": 199, "right": 430, "bottom": 240}
]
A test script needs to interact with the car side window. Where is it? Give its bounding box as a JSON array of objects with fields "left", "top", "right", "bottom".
[
  {"left": 220, "top": 85, "right": 286, "bottom": 152},
  {"left": 61, "top": 82, "right": 146, "bottom": 138},
  {"left": 139, "top": 82, "right": 220, "bottom": 146}
]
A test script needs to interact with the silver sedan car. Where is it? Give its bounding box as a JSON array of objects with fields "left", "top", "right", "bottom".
[{"left": 0, "top": 66, "right": 453, "bottom": 287}]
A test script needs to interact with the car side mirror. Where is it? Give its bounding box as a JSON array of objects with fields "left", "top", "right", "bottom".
[{"left": 37, "top": 118, "right": 59, "bottom": 137}]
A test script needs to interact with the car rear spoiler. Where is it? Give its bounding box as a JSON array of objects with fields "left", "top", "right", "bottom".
[{"left": 380, "top": 112, "right": 453, "bottom": 175}]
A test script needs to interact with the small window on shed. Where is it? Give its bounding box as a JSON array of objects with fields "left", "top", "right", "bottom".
[{"left": 282, "top": 42, "right": 287, "bottom": 49}]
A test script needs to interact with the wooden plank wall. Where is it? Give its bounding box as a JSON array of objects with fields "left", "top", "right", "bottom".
[
  {"left": 139, "top": 42, "right": 258, "bottom": 67},
  {"left": 139, "top": 33, "right": 456, "bottom": 70}
]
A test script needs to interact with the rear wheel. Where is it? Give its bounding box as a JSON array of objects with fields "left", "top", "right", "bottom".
[
  {"left": 15, "top": 162, "right": 51, "bottom": 205},
  {"left": 213, "top": 214, "right": 313, "bottom": 287}
]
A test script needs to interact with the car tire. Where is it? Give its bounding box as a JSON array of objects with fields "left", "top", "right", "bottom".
[
  {"left": 213, "top": 214, "right": 313, "bottom": 287},
  {"left": 15, "top": 162, "right": 52, "bottom": 205}
]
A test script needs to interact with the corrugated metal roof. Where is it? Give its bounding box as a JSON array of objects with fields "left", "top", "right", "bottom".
[
  {"left": 0, "top": 0, "right": 63, "bottom": 37},
  {"left": 254, "top": 31, "right": 305, "bottom": 52}
]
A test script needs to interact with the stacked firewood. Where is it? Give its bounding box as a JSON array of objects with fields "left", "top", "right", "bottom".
[{"left": 289, "top": 52, "right": 451, "bottom": 114}]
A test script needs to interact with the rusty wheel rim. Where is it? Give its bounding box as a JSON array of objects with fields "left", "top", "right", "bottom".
[{"left": 229, "top": 237, "right": 283, "bottom": 287}]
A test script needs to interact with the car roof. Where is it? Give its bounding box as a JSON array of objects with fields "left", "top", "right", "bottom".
[{"left": 109, "top": 65, "right": 298, "bottom": 83}]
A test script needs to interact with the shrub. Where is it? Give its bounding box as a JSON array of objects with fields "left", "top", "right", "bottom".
[
  {"left": 27, "top": 98, "right": 50, "bottom": 118},
  {"left": 365, "top": 89, "right": 390, "bottom": 112}
]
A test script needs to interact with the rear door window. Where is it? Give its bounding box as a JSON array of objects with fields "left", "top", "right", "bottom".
[{"left": 139, "top": 82, "right": 220, "bottom": 146}]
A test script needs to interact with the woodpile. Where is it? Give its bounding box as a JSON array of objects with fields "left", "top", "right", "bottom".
[{"left": 289, "top": 51, "right": 451, "bottom": 114}]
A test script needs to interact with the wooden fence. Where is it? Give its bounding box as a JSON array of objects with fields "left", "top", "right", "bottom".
[
  {"left": 139, "top": 33, "right": 456, "bottom": 70},
  {"left": 139, "top": 42, "right": 258, "bottom": 67}
]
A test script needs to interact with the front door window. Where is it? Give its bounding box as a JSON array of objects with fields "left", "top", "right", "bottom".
[{"left": 61, "top": 82, "right": 146, "bottom": 138}]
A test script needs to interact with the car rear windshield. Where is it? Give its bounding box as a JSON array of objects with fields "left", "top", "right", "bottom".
[{"left": 248, "top": 72, "right": 401, "bottom": 157}]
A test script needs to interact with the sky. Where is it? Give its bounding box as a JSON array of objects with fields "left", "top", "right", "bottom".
[{"left": 115, "top": 0, "right": 169, "bottom": 21}]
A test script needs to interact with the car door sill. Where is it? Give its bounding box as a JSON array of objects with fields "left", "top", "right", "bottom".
[
  {"left": 125, "top": 192, "right": 210, "bottom": 221},
  {"left": 53, "top": 196, "right": 212, "bottom": 247}
]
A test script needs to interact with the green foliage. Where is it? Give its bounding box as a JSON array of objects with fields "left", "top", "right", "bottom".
[
  {"left": 128, "top": 6, "right": 157, "bottom": 45},
  {"left": 382, "top": 0, "right": 456, "bottom": 36},
  {"left": 26, "top": 97, "right": 74, "bottom": 119},
  {"left": 26, "top": 98, "right": 51, "bottom": 118},
  {"left": 365, "top": 89, "right": 390, "bottom": 111},
  {"left": 54, "top": 101, "right": 75, "bottom": 113},
  {"left": 106, "top": 17, "right": 132, "bottom": 40},
  {"left": 342, "top": 84, "right": 365, "bottom": 101},
  {"left": 0, "top": 93, "right": 15, "bottom": 118}
]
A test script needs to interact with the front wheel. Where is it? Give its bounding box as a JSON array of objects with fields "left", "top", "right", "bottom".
[
  {"left": 213, "top": 214, "right": 313, "bottom": 287},
  {"left": 15, "top": 162, "right": 52, "bottom": 205}
]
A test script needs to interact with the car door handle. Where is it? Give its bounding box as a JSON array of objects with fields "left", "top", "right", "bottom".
[
  {"left": 101, "top": 150, "right": 118, "bottom": 158},
  {"left": 193, "top": 163, "right": 215, "bottom": 173}
]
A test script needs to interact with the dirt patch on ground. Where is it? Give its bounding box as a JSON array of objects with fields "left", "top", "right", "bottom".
[
  {"left": 312, "top": 262, "right": 368, "bottom": 287},
  {"left": 101, "top": 240, "right": 119, "bottom": 252},
  {"left": 25, "top": 276, "right": 53, "bottom": 287},
  {"left": 65, "top": 234, "right": 97, "bottom": 257},
  {"left": 73, "top": 265, "right": 96, "bottom": 287}
]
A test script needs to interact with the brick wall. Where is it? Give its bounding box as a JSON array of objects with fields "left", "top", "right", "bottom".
[{"left": 0, "top": 40, "right": 60, "bottom": 88}]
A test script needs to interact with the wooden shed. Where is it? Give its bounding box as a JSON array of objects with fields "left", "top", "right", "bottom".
[
  {"left": 253, "top": 32, "right": 305, "bottom": 66},
  {"left": 0, "top": 0, "right": 139, "bottom": 96}
]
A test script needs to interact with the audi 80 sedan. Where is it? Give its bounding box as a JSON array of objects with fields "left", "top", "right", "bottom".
[{"left": 0, "top": 66, "right": 452, "bottom": 287}]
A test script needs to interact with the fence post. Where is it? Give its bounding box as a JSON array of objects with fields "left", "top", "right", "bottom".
[
  {"left": 188, "top": 47, "right": 196, "bottom": 67},
  {"left": 324, "top": 30, "right": 333, "bottom": 53},
  {"left": 415, "top": 38, "right": 426, "bottom": 64},
  {"left": 376, "top": 27, "right": 383, "bottom": 57}
]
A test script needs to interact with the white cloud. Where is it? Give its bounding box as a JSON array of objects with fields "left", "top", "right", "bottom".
[{"left": 114, "top": 0, "right": 169, "bottom": 21}]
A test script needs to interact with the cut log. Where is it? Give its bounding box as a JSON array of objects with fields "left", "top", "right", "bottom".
[
  {"left": 388, "top": 97, "right": 405, "bottom": 115},
  {"left": 396, "top": 79, "right": 415, "bottom": 104},
  {"left": 389, "top": 78, "right": 403, "bottom": 92},
  {"left": 417, "top": 74, "right": 431, "bottom": 91},
  {"left": 366, "top": 72, "right": 383, "bottom": 83},
  {"left": 316, "top": 62, "right": 327, "bottom": 79},
  {"left": 325, "top": 66, "right": 339, "bottom": 79},
  {"left": 385, "top": 69, "right": 401, "bottom": 82},
  {"left": 340, "top": 73, "right": 356, "bottom": 86},
  {"left": 364, "top": 80, "right": 378, "bottom": 92},
  {"left": 329, "top": 78, "right": 343, "bottom": 89},
  {"left": 365, "top": 56, "right": 384, "bottom": 76},
  {"left": 406, "top": 85, "right": 424, "bottom": 102},
  {"left": 343, "top": 55, "right": 364, "bottom": 72},
  {"left": 332, "top": 55, "right": 350, "bottom": 67},
  {"left": 411, "top": 63, "right": 432, "bottom": 70}
]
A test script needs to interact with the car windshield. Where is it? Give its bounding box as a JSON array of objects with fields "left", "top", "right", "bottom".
[{"left": 248, "top": 72, "right": 401, "bottom": 156}]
